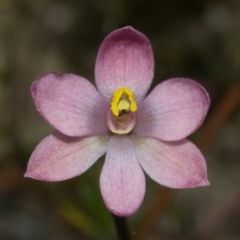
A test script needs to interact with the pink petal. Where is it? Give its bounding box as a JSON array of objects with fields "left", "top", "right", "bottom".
[
  {"left": 24, "top": 132, "right": 109, "bottom": 181},
  {"left": 134, "top": 78, "right": 210, "bottom": 141},
  {"left": 100, "top": 135, "right": 145, "bottom": 216},
  {"left": 95, "top": 26, "right": 154, "bottom": 103},
  {"left": 133, "top": 136, "right": 209, "bottom": 188},
  {"left": 32, "top": 72, "right": 109, "bottom": 137}
]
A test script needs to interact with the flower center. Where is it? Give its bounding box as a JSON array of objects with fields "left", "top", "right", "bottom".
[
  {"left": 107, "top": 88, "right": 137, "bottom": 134},
  {"left": 110, "top": 88, "right": 137, "bottom": 116}
]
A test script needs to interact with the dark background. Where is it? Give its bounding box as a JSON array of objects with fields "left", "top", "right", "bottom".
[{"left": 0, "top": 0, "right": 240, "bottom": 239}]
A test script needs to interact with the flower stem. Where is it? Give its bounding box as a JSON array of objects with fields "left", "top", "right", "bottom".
[{"left": 112, "top": 214, "right": 130, "bottom": 240}]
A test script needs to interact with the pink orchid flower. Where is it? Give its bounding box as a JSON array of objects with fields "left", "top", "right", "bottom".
[{"left": 25, "top": 26, "right": 210, "bottom": 216}]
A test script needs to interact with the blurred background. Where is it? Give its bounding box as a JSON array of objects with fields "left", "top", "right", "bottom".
[{"left": 0, "top": 0, "right": 240, "bottom": 239}]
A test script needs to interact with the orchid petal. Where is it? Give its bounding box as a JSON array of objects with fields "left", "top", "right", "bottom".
[
  {"left": 100, "top": 135, "right": 145, "bottom": 216},
  {"left": 133, "top": 136, "right": 209, "bottom": 188},
  {"left": 134, "top": 78, "right": 210, "bottom": 141},
  {"left": 31, "top": 72, "right": 108, "bottom": 137},
  {"left": 24, "top": 132, "right": 109, "bottom": 181},
  {"left": 95, "top": 26, "right": 154, "bottom": 103}
]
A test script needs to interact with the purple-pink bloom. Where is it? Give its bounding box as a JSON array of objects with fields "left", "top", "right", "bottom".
[{"left": 25, "top": 26, "right": 210, "bottom": 216}]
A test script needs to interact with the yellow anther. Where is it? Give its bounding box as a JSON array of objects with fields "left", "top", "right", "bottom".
[
  {"left": 111, "top": 88, "right": 137, "bottom": 116},
  {"left": 118, "top": 98, "right": 130, "bottom": 112}
]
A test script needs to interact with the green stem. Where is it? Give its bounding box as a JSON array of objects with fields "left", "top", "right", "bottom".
[{"left": 112, "top": 214, "right": 130, "bottom": 240}]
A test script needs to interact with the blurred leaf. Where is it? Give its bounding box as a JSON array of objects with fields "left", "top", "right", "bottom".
[{"left": 60, "top": 202, "right": 96, "bottom": 238}]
